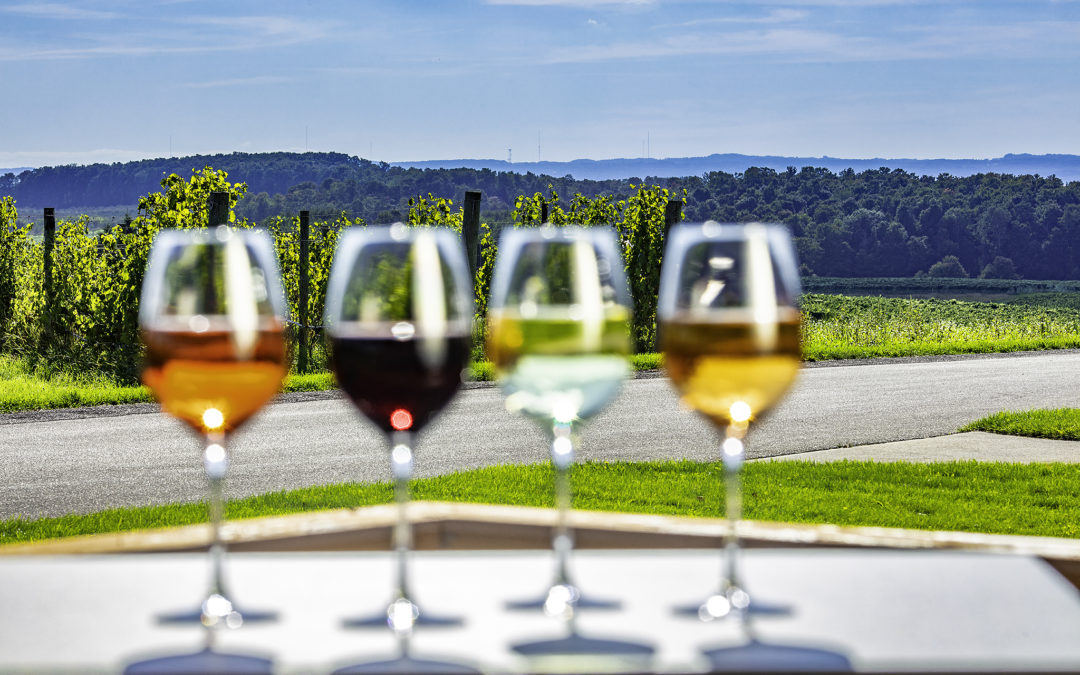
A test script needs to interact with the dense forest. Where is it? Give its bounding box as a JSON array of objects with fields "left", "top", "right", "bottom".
[{"left": 3, "top": 152, "right": 1080, "bottom": 280}]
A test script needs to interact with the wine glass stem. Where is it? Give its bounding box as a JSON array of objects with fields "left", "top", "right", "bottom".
[
  {"left": 551, "top": 421, "right": 574, "bottom": 588},
  {"left": 722, "top": 430, "right": 745, "bottom": 595},
  {"left": 203, "top": 432, "right": 228, "bottom": 646},
  {"left": 391, "top": 432, "right": 414, "bottom": 603}
]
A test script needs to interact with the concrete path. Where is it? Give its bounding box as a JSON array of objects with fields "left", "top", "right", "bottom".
[{"left": 761, "top": 430, "right": 1080, "bottom": 464}]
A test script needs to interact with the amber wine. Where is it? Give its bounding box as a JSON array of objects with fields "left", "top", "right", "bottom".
[
  {"left": 142, "top": 319, "right": 287, "bottom": 434},
  {"left": 661, "top": 308, "right": 801, "bottom": 428},
  {"left": 488, "top": 307, "right": 630, "bottom": 421}
]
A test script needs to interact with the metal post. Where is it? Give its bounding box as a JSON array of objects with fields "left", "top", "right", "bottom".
[{"left": 298, "top": 211, "right": 310, "bottom": 375}]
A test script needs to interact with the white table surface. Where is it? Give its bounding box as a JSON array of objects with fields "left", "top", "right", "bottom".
[{"left": 2, "top": 548, "right": 1080, "bottom": 673}]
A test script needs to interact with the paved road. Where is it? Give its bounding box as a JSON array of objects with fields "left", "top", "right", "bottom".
[{"left": 3, "top": 351, "right": 1080, "bottom": 519}]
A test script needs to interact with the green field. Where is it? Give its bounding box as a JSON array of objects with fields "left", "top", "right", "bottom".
[
  {"left": 801, "top": 293, "right": 1080, "bottom": 360},
  {"left": 4, "top": 459, "right": 1080, "bottom": 546}
]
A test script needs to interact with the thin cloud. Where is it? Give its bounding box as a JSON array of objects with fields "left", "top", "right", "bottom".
[
  {"left": 176, "top": 15, "right": 333, "bottom": 42},
  {"left": 179, "top": 75, "right": 297, "bottom": 89},
  {"left": 545, "top": 28, "right": 871, "bottom": 63},
  {"left": 0, "top": 14, "right": 337, "bottom": 62},
  {"left": 486, "top": 0, "right": 653, "bottom": 6},
  {"left": 545, "top": 15, "right": 1080, "bottom": 65},
  {"left": 0, "top": 3, "right": 118, "bottom": 20},
  {"left": 662, "top": 9, "right": 810, "bottom": 28}
]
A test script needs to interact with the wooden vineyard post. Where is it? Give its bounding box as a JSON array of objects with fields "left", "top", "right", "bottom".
[
  {"left": 663, "top": 199, "right": 683, "bottom": 241},
  {"left": 42, "top": 207, "right": 55, "bottom": 338},
  {"left": 297, "top": 211, "right": 310, "bottom": 374},
  {"left": 208, "top": 191, "right": 228, "bottom": 227},
  {"left": 462, "top": 191, "right": 481, "bottom": 279}
]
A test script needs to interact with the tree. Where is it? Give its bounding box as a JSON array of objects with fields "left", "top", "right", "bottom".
[
  {"left": 979, "top": 256, "right": 1020, "bottom": 280},
  {"left": 927, "top": 255, "right": 968, "bottom": 278}
]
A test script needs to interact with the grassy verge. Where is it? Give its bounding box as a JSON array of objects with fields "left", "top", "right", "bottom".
[
  {"left": 0, "top": 355, "right": 666, "bottom": 414},
  {"left": 4, "top": 460, "right": 1080, "bottom": 546},
  {"left": 5, "top": 293, "right": 1080, "bottom": 413},
  {"left": 960, "top": 408, "right": 1080, "bottom": 441}
]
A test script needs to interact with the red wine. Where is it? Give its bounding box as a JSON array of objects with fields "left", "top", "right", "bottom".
[{"left": 331, "top": 332, "right": 470, "bottom": 435}]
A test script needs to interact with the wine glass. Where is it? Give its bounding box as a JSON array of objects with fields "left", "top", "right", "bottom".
[
  {"left": 488, "top": 226, "right": 651, "bottom": 657},
  {"left": 659, "top": 221, "right": 802, "bottom": 623},
  {"left": 139, "top": 226, "right": 288, "bottom": 635},
  {"left": 324, "top": 224, "right": 477, "bottom": 670}
]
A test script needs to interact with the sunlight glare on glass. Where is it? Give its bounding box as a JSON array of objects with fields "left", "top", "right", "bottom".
[
  {"left": 722, "top": 437, "right": 744, "bottom": 459},
  {"left": 202, "top": 407, "right": 225, "bottom": 430},
  {"left": 387, "top": 597, "right": 418, "bottom": 635},
  {"left": 204, "top": 443, "right": 226, "bottom": 464},
  {"left": 391, "top": 321, "right": 415, "bottom": 341},
  {"left": 553, "top": 400, "right": 577, "bottom": 424},
  {"left": 700, "top": 593, "right": 731, "bottom": 621},
  {"left": 390, "top": 408, "right": 414, "bottom": 431},
  {"left": 543, "top": 583, "right": 577, "bottom": 619},
  {"left": 729, "top": 401, "right": 752, "bottom": 423}
]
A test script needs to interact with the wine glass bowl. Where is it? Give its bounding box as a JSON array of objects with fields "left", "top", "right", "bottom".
[
  {"left": 659, "top": 221, "right": 802, "bottom": 622},
  {"left": 139, "top": 225, "right": 288, "bottom": 633}
]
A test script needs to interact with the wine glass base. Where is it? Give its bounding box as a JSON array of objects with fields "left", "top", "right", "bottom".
[
  {"left": 342, "top": 607, "right": 464, "bottom": 629},
  {"left": 505, "top": 590, "right": 620, "bottom": 611},
  {"left": 701, "top": 639, "right": 853, "bottom": 671},
  {"left": 156, "top": 605, "right": 278, "bottom": 626},
  {"left": 123, "top": 647, "right": 273, "bottom": 674},
  {"left": 673, "top": 594, "right": 791, "bottom": 620},
  {"left": 512, "top": 632, "right": 655, "bottom": 657},
  {"left": 332, "top": 656, "right": 481, "bottom": 674}
]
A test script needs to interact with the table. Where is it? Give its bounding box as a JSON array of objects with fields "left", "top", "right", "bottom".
[{"left": 2, "top": 548, "right": 1080, "bottom": 673}]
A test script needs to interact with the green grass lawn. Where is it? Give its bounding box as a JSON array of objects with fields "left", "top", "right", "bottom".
[
  {"left": 961, "top": 408, "right": 1080, "bottom": 441},
  {"left": 4, "top": 459, "right": 1080, "bottom": 547}
]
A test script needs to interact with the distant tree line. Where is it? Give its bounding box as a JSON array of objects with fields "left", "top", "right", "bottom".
[{"left": 4, "top": 153, "right": 1080, "bottom": 279}]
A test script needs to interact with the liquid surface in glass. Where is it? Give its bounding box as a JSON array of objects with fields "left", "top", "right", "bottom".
[
  {"left": 142, "top": 319, "right": 287, "bottom": 434},
  {"left": 488, "top": 306, "right": 631, "bottom": 421},
  {"left": 331, "top": 323, "right": 470, "bottom": 435},
  {"left": 661, "top": 308, "right": 801, "bottom": 428}
]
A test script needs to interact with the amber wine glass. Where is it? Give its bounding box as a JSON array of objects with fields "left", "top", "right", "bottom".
[
  {"left": 660, "top": 222, "right": 802, "bottom": 622},
  {"left": 324, "top": 224, "right": 473, "bottom": 657},
  {"left": 139, "top": 227, "right": 288, "bottom": 634},
  {"left": 488, "top": 226, "right": 632, "bottom": 624}
]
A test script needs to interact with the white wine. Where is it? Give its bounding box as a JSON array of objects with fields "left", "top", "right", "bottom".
[
  {"left": 488, "top": 307, "right": 630, "bottom": 421},
  {"left": 661, "top": 308, "right": 801, "bottom": 428}
]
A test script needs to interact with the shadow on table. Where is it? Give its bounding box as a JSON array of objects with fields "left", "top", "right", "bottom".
[
  {"left": 123, "top": 647, "right": 273, "bottom": 674},
  {"left": 701, "top": 639, "right": 854, "bottom": 672},
  {"left": 331, "top": 655, "right": 482, "bottom": 674}
]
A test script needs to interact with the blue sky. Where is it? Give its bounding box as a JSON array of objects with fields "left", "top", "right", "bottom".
[{"left": 1, "top": 0, "right": 1079, "bottom": 168}]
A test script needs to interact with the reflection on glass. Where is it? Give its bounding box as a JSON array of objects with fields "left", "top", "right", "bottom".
[
  {"left": 324, "top": 224, "right": 474, "bottom": 669},
  {"left": 139, "top": 226, "right": 287, "bottom": 637},
  {"left": 660, "top": 221, "right": 801, "bottom": 623}
]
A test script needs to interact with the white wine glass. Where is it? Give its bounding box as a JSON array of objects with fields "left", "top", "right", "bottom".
[
  {"left": 324, "top": 224, "right": 481, "bottom": 675},
  {"left": 660, "top": 221, "right": 802, "bottom": 624},
  {"left": 139, "top": 226, "right": 288, "bottom": 638},
  {"left": 489, "top": 226, "right": 652, "bottom": 658}
]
